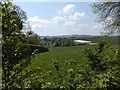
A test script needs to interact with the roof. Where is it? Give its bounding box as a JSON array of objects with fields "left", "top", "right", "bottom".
[{"left": 74, "top": 40, "right": 91, "bottom": 43}]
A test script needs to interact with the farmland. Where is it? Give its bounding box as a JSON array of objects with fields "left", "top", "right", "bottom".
[
  {"left": 28, "top": 36, "right": 120, "bottom": 72},
  {"left": 27, "top": 45, "right": 93, "bottom": 71},
  {"left": 27, "top": 43, "right": 114, "bottom": 65}
]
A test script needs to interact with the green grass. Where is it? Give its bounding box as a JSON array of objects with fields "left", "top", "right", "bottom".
[
  {"left": 27, "top": 43, "right": 119, "bottom": 70},
  {"left": 26, "top": 45, "right": 94, "bottom": 81},
  {"left": 27, "top": 45, "right": 93, "bottom": 71},
  {"left": 26, "top": 43, "right": 119, "bottom": 80}
]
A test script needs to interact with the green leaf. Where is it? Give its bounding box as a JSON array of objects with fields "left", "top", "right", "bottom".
[
  {"left": 7, "top": 2, "right": 12, "bottom": 6},
  {"left": 0, "top": 22, "right": 2, "bottom": 27},
  {"left": 4, "top": 24, "right": 7, "bottom": 28}
]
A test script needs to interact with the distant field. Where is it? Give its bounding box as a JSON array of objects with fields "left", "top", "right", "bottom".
[{"left": 85, "top": 36, "right": 120, "bottom": 45}]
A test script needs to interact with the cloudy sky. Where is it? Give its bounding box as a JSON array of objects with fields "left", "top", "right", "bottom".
[{"left": 14, "top": 2, "right": 104, "bottom": 36}]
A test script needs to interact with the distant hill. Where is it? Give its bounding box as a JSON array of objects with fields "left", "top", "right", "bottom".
[{"left": 41, "top": 35, "right": 96, "bottom": 39}]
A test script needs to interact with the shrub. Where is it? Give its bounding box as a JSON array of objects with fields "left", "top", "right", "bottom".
[
  {"left": 25, "top": 44, "right": 49, "bottom": 55},
  {"left": 85, "top": 36, "right": 120, "bottom": 89}
]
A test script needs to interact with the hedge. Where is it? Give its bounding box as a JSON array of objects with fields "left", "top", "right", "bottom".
[{"left": 25, "top": 44, "right": 49, "bottom": 55}]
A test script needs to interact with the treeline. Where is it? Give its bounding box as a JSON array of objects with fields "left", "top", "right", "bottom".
[{"left": 41, "top": 38, "right": 75, "bottom": 47}]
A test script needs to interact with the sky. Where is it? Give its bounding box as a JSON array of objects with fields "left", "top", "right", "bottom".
[{"left": 13, "top": 2, "right": 104, "bottom": 36}]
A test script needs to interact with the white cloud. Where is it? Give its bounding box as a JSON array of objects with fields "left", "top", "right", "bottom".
[
  {"left": 92, "top": 23, "right": 103, "bottom": 30},
  {"left": 62, "top": 4, "right": 76, "bottom": 15},
  {"left": 27, "top": 16, "right": 51, "bottom": 28},
  {"left": 90, "top": 23, "right": 104, "bottom": 35},
  {"left": 74, "top": 12, "right": 85, "bottom": 17},
  {"left": 52, "top": 16, "right": 66, "bottom": 24},
  {"left": 64, "top": 21, "right": 76, "bottom": 26},
  {"left": 27, "top": 15, "right": 103, "bottom": 35},
  {"left": 69, "top": 12, "right": 85, "bottom": 21},
  {"left": 26, "top": 4, "right": 103, "bottom": 36}
]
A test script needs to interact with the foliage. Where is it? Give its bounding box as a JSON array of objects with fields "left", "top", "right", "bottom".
[
  {"left": 24, "top": 60, "right": 93, "bottom": 90},
  {"left": 92, "top": 2, "right": 120, "bottom": 34},
  {"left": 26, "top": 30, "right": 41, "bottom": 45},
  {"left": 1, "top": 0, "right": 120, "bottom": 89},
  {"left": 2, "top": 1, "right": 49, "bottom": 89},
  {"left": 85, "top": 37, "right": 120, "bottom": 89},
  {"left": 65, "top": 39, "right": 75, "bottom": 46},
  {"left": 27, "top": 37, "right": 120, "bottom": 89},
  {"left": 12, "top": 5, "right": 27, "bottom": 22},
  {"left": 26, "top": 44, "right": 49, "bottom": 55},
  {"left": 50, "top": 60, "right": 93, "bottom": 90},
  {"left": 50, "top": 38, "right": 120, "bottom": 89},
  {"left": 2, "top": 1, "right": 32, "bottom": 89}
]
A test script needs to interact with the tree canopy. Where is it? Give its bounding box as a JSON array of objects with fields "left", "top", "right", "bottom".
[{"left": 93, "top": 2, "right": 120, "bottom": 34}]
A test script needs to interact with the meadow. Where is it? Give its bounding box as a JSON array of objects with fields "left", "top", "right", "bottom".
[
  {"left": 27, "top": 45, "right": 95, "bottom": 73},
  {"left": 27, "top": 36, "right": 119, "bottom": 72}
]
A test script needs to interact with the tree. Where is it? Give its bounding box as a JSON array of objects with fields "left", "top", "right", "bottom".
[
  {"left": 12, "top": 5, "right": 27, "bottom": 22},
  {"left": 2, "top": 1, "right": 29, "bottom": 65},
  {"left": 93, "top": 2, "right": 120, "bottom": 34},
  {"left": 65, "top": 39, "right": 74, "bottom": 46},
  {"left": 26, "top": 30, "right": 41, "bottom": 45},
  {"left": 2, "top": 1, "right": 31, "bottom": 89},
  {"left": 12, "top": 5, "right": 32, "bottom": 33}
]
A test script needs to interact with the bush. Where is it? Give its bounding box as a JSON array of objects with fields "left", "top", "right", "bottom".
[
  {"left": 85, "top": 37, "right": 120, "bottom": 89},
  {"left": 26, "top": 44, "right": 49, "bottom": 55}
]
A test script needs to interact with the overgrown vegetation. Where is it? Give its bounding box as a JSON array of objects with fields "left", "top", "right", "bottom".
[
  {"left": 1, "top": 0, "right": 47, "bottom": 89},
  {"left": 2, "top": 0, "right": 31, "bottom": 89},
  {"left": 1, "top": 0, "right": 120, "bottom": 90},
  {"left": 26, "top": 38, "right": 120, "bottom": 90}
]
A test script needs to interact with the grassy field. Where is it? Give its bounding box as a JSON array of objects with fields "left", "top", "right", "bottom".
[
  {"left": 27, "top": 45, "right": 94, "bottom": 72},
  {"left": 27, "top": 41, "right": 119, "bottom": 70},
  {"left": 26, "top": 40, "right": 119, "bottom": 82}
]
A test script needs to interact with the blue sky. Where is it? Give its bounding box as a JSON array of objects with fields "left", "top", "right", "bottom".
[{"left": 13, "top": 2, "right": 104, "bottom": 36}]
